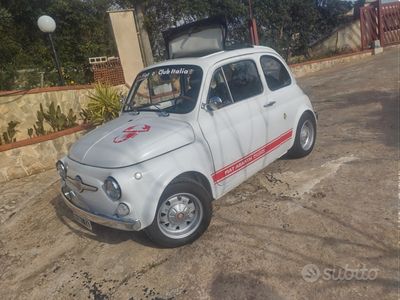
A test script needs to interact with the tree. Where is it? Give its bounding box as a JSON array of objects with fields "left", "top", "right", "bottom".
[
  {"left": 0, "top": 0, "right": 117, "bottom": 89},
  {"left": 0, "top": 0, "right": 354, "bottom": 89},
  {"left": 0, "top": 6, "right": 20, "bottom": 89},
  {"left": 315, "top": 0, "right": 353, "bottom": 37},
  {"left": 253, "top": 0, "right": 318, "bottom": 59},
  {"left": 125, "top": 0, "right": 353, "bottom": 61}
]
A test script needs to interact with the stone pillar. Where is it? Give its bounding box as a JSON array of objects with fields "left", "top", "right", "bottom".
[
  {"left": 108, "top": 10, "right": 145, "bottom": 86},
  {"left": 133, "top": 1, "right": 154, "bottom": 66}
]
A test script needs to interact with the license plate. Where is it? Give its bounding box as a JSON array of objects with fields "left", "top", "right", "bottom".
[{"left": 73, "top": 214, "right": 92, "bottom": 231}]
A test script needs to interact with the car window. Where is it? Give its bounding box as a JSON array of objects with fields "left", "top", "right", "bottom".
[
  {"left": 125, "top": 65, "right": 203, "bottom": 114},
  {"left": 222, "top": 60, "right": 263, "bottom": 102},
  {"left": 207, "top": 68, "right": 233, "bottom": 109},
  {"left": 260, "top": 56, "right": 291, "bottom": 91}
]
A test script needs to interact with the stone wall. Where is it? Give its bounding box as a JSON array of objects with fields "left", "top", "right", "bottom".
[
  {"left": 290, "top": 50, "right": 373, "bottom": 78},
  {"left": 0, "top": 84, "right": 129, "bottom": 183},
  {"left": 0, "top": 85, "right": 93, "bottom": 141},
  {"left": 0, "top": 84, "right": 128, "bottom": 142},
  {"left": 0, "top": 130, "right": 85, "bottom": 183}
]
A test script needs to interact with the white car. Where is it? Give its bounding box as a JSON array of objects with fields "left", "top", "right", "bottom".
[{"left": 57, "top": 20, "right": 316, "bottom": 247}]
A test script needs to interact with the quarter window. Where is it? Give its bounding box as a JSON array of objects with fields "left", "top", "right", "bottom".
[{"left": 260, "top": 56, "right": 291, "bottom": 91}]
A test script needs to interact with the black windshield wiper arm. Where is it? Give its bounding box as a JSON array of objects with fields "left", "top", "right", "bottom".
[
  {"left": 136, "top": 103, "right": 169, "bottom": 116},
  {"left": 152, "top": 103, "right": 169, "bottom": 116},
  {"left": 124, "top": 101, "right": 140, "bottom": 114}
]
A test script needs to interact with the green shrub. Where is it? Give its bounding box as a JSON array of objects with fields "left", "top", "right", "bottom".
[
  {"left": 84, "top": 83, "right": 123, "bottom": 125},
  {"left": 27, "top": 128, "right": 33, "bottom": 138},
  {"left": 32, "top": 102, "right": 78, "bottom": 136},
  {"left": 42, "top": 102, "right": 66, "bottom": 132},
  {"left": 43, "top": 102, "right": 78, "bottom": 132},
  {"left": 33, "top": 105, "right": 46, "bottom": 136},
  {"left": 2, "top": 121, "right": 19, "bottom": 144}
]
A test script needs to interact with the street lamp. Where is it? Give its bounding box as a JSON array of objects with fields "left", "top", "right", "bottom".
[{"left": 37, "top": 15, "right": 65, "bottom": 86}]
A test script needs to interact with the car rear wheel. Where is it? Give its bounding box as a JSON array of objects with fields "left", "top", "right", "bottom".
[
  {"left": 145, "top": 180, "right": 212, "bottom": 248},
  {"left": 287, "top": 112, "right": 316, "bottom": 158}
]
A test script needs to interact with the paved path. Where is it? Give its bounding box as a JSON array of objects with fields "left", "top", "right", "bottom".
[{"left": 0, "top": 47, "right": 398, "bottom": 300}]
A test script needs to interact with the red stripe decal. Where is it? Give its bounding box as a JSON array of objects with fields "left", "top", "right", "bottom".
[{"left": 212, "top": 129, "right": 293, "bottom": 183}]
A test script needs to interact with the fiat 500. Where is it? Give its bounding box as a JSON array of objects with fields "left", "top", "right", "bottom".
[{"left": 57, "top": 21, "right": 316, "bottom": 247}]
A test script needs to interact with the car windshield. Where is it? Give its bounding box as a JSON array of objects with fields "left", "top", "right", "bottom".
[{"left": 123, "top": 65, "right": 203, "bottom": 114}]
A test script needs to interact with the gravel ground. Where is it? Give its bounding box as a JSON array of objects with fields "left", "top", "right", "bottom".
[{"left": 0, "top": 46, "right": 398, "bottom": 300}]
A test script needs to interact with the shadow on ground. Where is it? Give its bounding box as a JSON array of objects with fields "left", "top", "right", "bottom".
[
  {"left": 319, "top": 90, "right": 398, "bottom": 148},
  {"left": 210, "top": 271, "right": 283, "bottom": 300},
  {"left": 50, "top": 194, "right": 162, "bottom": 248}
]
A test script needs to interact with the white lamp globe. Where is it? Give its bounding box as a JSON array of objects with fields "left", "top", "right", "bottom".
[{"left": 37, "top": 15, "right": 56, "bottom": 33}]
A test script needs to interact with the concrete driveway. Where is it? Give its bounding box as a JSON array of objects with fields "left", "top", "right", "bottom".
[{"left": 0, "top": 47, "right": 398, "bottom": 300}]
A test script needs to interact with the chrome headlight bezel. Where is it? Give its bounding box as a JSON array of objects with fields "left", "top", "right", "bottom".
[
  {"left": 116, "top": 202, "right": 130, "bottom": 217},
  {"left": 56, "top": 160, "right": 67, "bottom": 180},
  {"left": 103, "top": 176, "right": 122, "bottom": 200}
]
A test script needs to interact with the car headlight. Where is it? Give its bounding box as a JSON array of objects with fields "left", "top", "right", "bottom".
[
  {"left": 103, "top": 177, "right": 121, "bottom": 200},
  {"left": 56, "top": 161, "right": 67, "bottom": 180}
]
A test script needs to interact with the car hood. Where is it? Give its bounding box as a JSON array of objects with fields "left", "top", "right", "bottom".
[{"left": 68, "top": 114, "right": 195, "bottom": 168}]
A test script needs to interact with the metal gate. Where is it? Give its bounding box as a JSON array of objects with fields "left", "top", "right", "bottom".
[{"left": 360, "top": 1, "right": 400, "bottom": 50}]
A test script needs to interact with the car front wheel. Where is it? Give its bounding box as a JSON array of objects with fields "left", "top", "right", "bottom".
[{"left": 145, "top": 180, "right": 212, "bottom": 248}]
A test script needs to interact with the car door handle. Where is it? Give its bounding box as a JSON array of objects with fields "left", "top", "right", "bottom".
[{"left": 264, "top": 101, "right": 276, "bottom": 108}]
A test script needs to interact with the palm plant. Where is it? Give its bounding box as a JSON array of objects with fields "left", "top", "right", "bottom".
[{"left": 85, "top": 83, "right": 123, "bottom": 125}]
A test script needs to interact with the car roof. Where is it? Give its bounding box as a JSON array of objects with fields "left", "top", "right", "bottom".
[{"left": 142, "top": 45, "right": 279, "bottom": 71}]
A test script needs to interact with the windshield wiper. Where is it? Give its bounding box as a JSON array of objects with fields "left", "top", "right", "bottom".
[
  {"left": 123, "top": 101, "right": 139, "bottom": 114},
  {"left": 137, "top": 103, "right": 169, "bottom": 117},
  {"left": 152, "top": 103, "right": 169, "bottom": 117}
]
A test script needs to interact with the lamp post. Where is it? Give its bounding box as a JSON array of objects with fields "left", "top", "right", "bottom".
[{"left": 37, "top": 15, "right": 65, "bottom": 86}]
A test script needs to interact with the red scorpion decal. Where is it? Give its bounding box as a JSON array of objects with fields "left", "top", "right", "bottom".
[{"left": 113, "top": 124, "right": 151, "bottom": 143}]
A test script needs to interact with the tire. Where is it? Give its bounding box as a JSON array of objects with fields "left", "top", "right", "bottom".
[
  {"left": 287, "top": 112, "right": 316, "bottom": 158},
  {"left": 145, "top": 180, "right": 212, "bottom": 248}
]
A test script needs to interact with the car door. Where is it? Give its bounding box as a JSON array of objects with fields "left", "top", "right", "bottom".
[
  {"left": 258, "top": 54, "right": 298, "bottom": 160},
  {"left": 198, "top": 58, "right": 268, "bottom": 193}
]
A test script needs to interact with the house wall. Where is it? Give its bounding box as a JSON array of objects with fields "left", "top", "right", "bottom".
[{"left": 310, "top": 20, "right": 362, "bottom": 57}]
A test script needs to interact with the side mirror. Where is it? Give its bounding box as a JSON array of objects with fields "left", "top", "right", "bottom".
[{"left": 204, "top": 96, "right": 222, "bottom": 111}]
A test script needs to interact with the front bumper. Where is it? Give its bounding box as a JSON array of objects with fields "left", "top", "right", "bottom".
[{"left": 61, "top": 187, "right": 141, "bottom": 231}]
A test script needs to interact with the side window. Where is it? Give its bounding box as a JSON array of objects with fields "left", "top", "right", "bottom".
[
  {"left": 260, "top": 56, "right": 291, "bottom": 91},
  {"left": 222, "top": 60, "right": 263, "bottom": 102},
  {"left": 207, "top": 68, "right": 233, "bottom": 109}
]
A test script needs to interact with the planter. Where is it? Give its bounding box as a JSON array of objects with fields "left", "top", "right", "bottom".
[{"left": 0, "top": 124, "right": 91, "bottom": 153}]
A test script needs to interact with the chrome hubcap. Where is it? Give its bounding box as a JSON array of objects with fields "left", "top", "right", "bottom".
[
  {"left": 157, "top": 193, "right": 203, "bottom": 239},
  {"left": 300, "top": 120, "right": 314, "bottom": 151}
]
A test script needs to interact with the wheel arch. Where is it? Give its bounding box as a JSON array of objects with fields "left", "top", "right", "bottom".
[
  {"left": 291, "top": 106, "right": 317, "bottom": 144},
  {"left": 133, "top": 141, "right": 216, "bottom": 230},
  {"left": 169, "top": 171, "right": 214, "bottom": 200}
]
